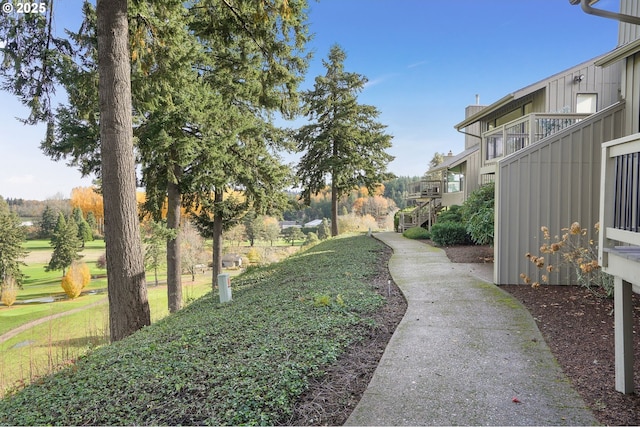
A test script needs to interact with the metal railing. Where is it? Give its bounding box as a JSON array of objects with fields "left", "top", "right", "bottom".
[
  {"left": 398, "top": 199, "right": 442, "bottom": 232},
  {"left": 598, "top": 132, "right": 640, "bottom": 396},
  {"left": 406, "top": 180, "right": 443, "bottom": 199},
  {"left": 613, "top": 151, "right": 640, "bottom": 232},
  {"left": 483, "top": 113, "right": 589, "bottom": 162},
  {"left": 599, "top": 133, "right": 640, "bottom": 273}
]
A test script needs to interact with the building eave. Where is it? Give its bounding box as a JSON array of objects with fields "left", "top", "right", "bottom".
[
  {"left": 595, "top": 38, "right": 640, "bottom": 68},
  {"left": 454, "top": 95, "right": 514, "bottom": 131}
]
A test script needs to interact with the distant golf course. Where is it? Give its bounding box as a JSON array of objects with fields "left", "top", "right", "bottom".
[{"left": 0, "top": 238, "right": 213, "bottom": 396}]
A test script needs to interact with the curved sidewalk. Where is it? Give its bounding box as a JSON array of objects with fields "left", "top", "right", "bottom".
[{"left": 345, "top": 232, "right": 597, "bottom": 426}]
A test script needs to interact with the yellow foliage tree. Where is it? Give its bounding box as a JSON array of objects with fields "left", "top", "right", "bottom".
[
  {"left": 70, "top": 187, "right": 104, "bottom": 226},
  {"left": 61, "top": 262, "right": 91, "bottom": 299},
  {"left": 1, "top": 276, "right": 18, "bottom": 307}
]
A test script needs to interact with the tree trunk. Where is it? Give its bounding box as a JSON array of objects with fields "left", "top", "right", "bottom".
[
  {"left": 166, "top": 162, "right": 182, "bottom": 313},
  {"left": 211, "top": 188, "right": 224, "bottom": 292},
  {"left": 331, "top": 181, "right": 339, "bottom": 236},
  {"left": 97, "top": 0, "right": 150, "bottom": 342}
]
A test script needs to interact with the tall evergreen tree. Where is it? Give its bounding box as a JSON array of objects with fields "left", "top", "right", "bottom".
[
  {"left": 295, "top": 45, "right": 394, "bottom": 236},
  {"left": 97, "top": 0, "right": 151, "bottom": 340},
  {"left": 73, "top": 207, "right": 93, "bottom": 247},
  {"left": 35, "top": 0, "right": 310, "bottom": 311},
  {"left": 86, "top": 211, "right": 97, "bottom": 232},
  {"left": 0, "top": 0, "right": 150, "bottom": 341},
  {"left": 47, "top": 213, "right": 82, "bottom": 276},
  {"left": 0, "top": 196, "right": 28, "bottom": 290},
  {"left": 186, "top": 0, "right": 310, "bottom": 282},
  {"left": 39, "top": 205, "right": 60, "bottom": 239}
]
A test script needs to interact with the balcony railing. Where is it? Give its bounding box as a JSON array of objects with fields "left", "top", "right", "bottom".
[
  {"left": 398, "top": 199, "right": 442, "bottom": 232},
  {"left": 483, "top": 113, "right": 589, "bottom": 162},
  {"left": 598, "top": 132, "right": 640, "bottom": 395},
  {"left": 599, "top": 133, "right": 640, "bottom": 269},
  {"left": 406, "top": 180, "right": 443, "bottom": 199}
]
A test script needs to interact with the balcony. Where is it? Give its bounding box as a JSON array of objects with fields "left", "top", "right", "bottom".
[
  {"left": 406, "top": 180, "right": 443, "bottom": 200},
  {"left": 482, "top": 113, "right": 590, "bottom": 170},
  {"left": 598, "top": 132, "right": 640, "bottom": 394}
]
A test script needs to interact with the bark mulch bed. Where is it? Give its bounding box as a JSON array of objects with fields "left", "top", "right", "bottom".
[{"left": 290, "top": 241, "right": 640, "bottom": 426}]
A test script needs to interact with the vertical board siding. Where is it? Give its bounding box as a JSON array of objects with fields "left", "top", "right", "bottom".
[
  {"left": 619, "top": 0, "right": 640, "bottom": 46},
  {"left": 545, "top": 61, "right": 621, "bottom": 113},
  {"left": 465, "top": 149, "right": 481, "bottom": 198},
  {"left": 495, "top": 102, "right": 625, "bottom": 285}
]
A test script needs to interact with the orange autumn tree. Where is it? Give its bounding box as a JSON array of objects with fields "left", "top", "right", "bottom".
[{"left": 70, "top": 187, "right": 104, "bottom": 233}]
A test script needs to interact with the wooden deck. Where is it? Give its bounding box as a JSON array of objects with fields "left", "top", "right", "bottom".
[{"left": 599, "top": 132, "right": 640, "bottom": 394}]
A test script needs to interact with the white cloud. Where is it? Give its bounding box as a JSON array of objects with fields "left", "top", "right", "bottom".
[
  {"left": 364, "top": 77, "right": 386, "bottom": 88},
  {"left": 407, "top": 60, "right": 428, "bottom": 69}
]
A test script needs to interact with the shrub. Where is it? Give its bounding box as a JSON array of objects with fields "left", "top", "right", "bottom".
[
  {"left": 460, "top": 182, "right": 495, "bottom": 246},
  {"left": 61, "top": 262, "right": 91, "bottom": 299},
  {"left": 96, "top": 253, "right": 107, "bottom": 269},
  {"left": 521, "top": 222, "right": 613, "bottom": 298},
  {"left": 1, "top": 276, "right": 18, "bottom": 307},
  {"left": 317, "top": 219, "right": 331, "bottom": 240},
  {"left": 402, "top": 226, "right": 430, "bottom": 240},
  {"left": 437, "top": 205, "right": 463, "bottom": 223},
  {"left": 460, "top": 182, "right": 494, "bottom": 223},
  {"left": 430, "top": 221, "right": 473, "bottom": 246},
  {"left": 246, "top": 248, "right": 262, "bottom": 265},
  {"left": 304, "top": 232, "right": 319, "bottom": 246},
  {"left": 465, "top": 206, "right": 494, "bottom": 245}
]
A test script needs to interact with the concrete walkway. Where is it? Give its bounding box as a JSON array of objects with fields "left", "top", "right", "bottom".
[{"left": 345, "top": 232, "right": 598, "bottom": 426}]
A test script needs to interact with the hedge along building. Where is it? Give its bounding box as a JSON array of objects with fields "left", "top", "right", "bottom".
[{"left": 453, "top": 39, "right": 625, "bottom": 287}]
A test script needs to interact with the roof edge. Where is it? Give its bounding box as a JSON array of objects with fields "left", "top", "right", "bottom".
[
  {"left": 595, "top": 39, "right": 640, "bottom": 68},
  {"left": 454, "top": 95, "right": 513, "bottom": 130}
]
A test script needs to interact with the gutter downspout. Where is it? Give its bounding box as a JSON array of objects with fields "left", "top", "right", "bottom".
[
  {"left": 572, "top": 0, "right": 640, "bottom": 25},
  {"left": 456, "top": 128, "right": 482, "bottom": 142}
]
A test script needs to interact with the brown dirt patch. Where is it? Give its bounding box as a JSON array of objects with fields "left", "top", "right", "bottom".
[
  {"left": 501, "top": 284, "right": 640, "bottom": 426},
  {"left": 419, "top": 239, "right": 494, "bottom": 263}
]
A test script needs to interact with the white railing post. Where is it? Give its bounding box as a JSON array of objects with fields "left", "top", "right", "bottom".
[
  {"left": 529, "top": 114, "right": 535, "bottom": 145},
  {"left": 614, "top": 277, "right": 635, "bottom": 394}
]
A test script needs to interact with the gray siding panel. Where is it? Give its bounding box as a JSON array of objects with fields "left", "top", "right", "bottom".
[
  {"left": 495, "top": 102, "right": 626, "bottom": 285},
  {"left": 619, "top": 0, "right": 640, "bottom": 46},
  {"left": 545, "top": 61, "right": 621, "bottom": 113},
  {"left": 465, "top": 149, "right": 481, "bottom": 198}
]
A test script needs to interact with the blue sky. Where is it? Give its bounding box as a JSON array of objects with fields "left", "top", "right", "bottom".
[{"left": 0, "top": 0, "right": 621, "bottom": 200}]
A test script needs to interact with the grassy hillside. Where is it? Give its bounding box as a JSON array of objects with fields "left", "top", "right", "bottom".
[{"left": 0, "top": 235, "right": 390, "bottom": 425}]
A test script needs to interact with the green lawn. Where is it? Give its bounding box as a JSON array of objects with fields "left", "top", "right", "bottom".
[{"left": 0, "top": 234, "right": 389, "bottom": 425}]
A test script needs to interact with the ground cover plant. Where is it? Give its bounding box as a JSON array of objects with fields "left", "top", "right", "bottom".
[
  {"left": 0, "top": 281, "right": 212, "bottom": 397},
  {"left": 0, "top": 235, "right": 393, "bottom": 425}
]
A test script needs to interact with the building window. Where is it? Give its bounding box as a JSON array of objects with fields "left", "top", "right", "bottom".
[
  {"left": 576, "top": 93, "right": 597, "bottom": 114},
  {"left": 447, "top": 171, "right": 463, "bottom": 193},
  {"left": 486, "top": 135, "right": 503, "bottom": 160}
]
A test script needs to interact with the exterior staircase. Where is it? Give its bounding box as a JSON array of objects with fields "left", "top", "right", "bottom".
[{"left": 398, "top": 198, "right": 443, "bottom": 232}]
